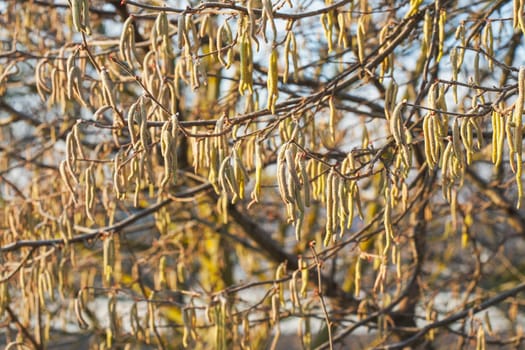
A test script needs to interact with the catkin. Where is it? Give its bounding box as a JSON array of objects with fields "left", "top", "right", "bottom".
[
  {"left": 160, "top": 116, "right": 179, "bottom": 189},
  {"left": 337, "top": 12, "right": 349, "bottom": 48},
  {"left": 71, "top": 0, "right": 91, "bottom": 34},
  {"left": 324, "top": 169, "right": 335, "bottom": 246},
  {"left": 297, "top": 152, "right": 310, "bottom": 207},
  {"left": 100, "top": 68, "right": 118, "bottom": 118},
  {"left": 267, "top": 48, "right": 279, "bottom": 114},
  {"left": 492, "top": 110, "right": 505, "bottom": 167},
  {"left": 74, "top": 290, "right": 89, "bottom": 329},
  {"left": 437, "top": 9, "right": 446, "bottom": 62},
  {"left": 441, "top": 141, "right": 454, "bottom": 201},
  {"left": 219, "top": 157, "right": 235, "bottom": 199},
  {"left": 277, "top": 144, "right": 294, "bottom": 205},
  {"left": 514, "top": 67, "right": 525, "bottom": 206},
  {"left": 422, "top": 10, "right": 432, "bottom": 57},
  {"left": 103, "top": 234, "right": 114, "bottom": 285},
  {"left": 113, "top": 150, "right": 126, "bottom": 199},
  {"left": 120, "top": 16, "right": 139, "bottom": 67},
  {"left": 216, "top": 21, "right": 233, "bottom": 68},
  {"left": 390, "top": 100, "right": 407, "bottom": 146},
  {"left": 84, "top": 166, "right": 95, "bottom": 222},
  {"left": 483, "top": 21, "right": 494, "bottom": 71},
  {"left": 233, "top": 147, "right": 248, "bottom": 200},
  {"left": 320, "top": 13, "right": 334, "bottom": 53},
  {"left": 35, "top": 58, "right": 51, "bottom": 102},
  {"left": 337, "top": 177, "right": 347, "bottom": 236},
  {"left": 384, "top": 190, "right": 394, "bottom": 242},
  {"left": 239, "top": 31, "right": 254, "bottom": 96},
  {"left": 59, "top": 160, "right": 77, "bottom": 203},
  {"left": 251, "top": 140, "right": 263, "bottom": 202},
  {"left": 452, "top": 118, "right": 464, "bottom": 169},
  {"left": 283, "top": 31, "right": 299, "bottom": 83},
  {"left": 518, "top": 0, "right": 525, "bottom": 34},
  {"left": 356, "top": 17, "right": 366, "bottom": 63},
  {"left": 261, "top": 0, "right": 277, "bottom": 42},
  {"left": 71, "top": 0, "right": 82, "bottom": 33},
  {"left": 178, "top": 14, "right": 187, "bottom": 49},
  {"left": 329, "top": 96, "right": 336, "bottom": 142}
]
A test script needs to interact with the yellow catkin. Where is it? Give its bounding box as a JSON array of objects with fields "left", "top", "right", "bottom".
[
  {"left": 356, "top": 17, "right": 366, "bottom": 63},
  {"left": 436, "top": 9, "right": 446, "bottom": 62},
  {"left": 329, "top": 96, "right": 336, "bottom": 142},
  {"left": 239, "top": 31, "right": 253, "bottom": 96},
  {"left": 267, "top": 48, "right": 279, "bottom": 114},
  {"left": 519, "top": 0, "right": 525, "bottom": 34}
]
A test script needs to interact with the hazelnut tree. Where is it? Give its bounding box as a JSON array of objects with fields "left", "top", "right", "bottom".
[{"left": 1, "top": 0, "right": 525, "bottom": 349}]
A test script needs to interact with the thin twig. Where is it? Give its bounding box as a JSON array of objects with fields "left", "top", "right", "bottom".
[{"left": 310, "top": 241, "right": 333, "bottom": 350}]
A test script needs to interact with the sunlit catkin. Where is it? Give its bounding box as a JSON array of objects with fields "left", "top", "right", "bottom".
[
  {"left": 239, "top": 31, "right": 254, "bottom": 96},
  {"left": 267, "top": 48, "right": 279, "bottom": 114},
  {"left": 514, "top": 67, "right": 525, "bottom": 207},
  {"left": 390, "top": 99, "right": 407, "bottom": 147},
  {"left": 437, "top": 9, "right": 446, "bottom": 62}
]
